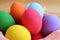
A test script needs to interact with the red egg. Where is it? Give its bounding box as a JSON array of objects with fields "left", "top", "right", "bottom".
[
  {"left": 32, "top": 33, "right": 43, "bottom": 40},
  {"left": 22, "top": 9, "right": 42, "bottom": 35}
]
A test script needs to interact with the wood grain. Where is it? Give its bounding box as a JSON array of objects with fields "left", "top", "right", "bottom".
[{"left": 0, "top": 0, "right": 60, "bottom": 17}]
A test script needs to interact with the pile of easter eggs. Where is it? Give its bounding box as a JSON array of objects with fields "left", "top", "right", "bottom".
[{"left": 0, "top": 1, "right": 60, "bottom": 40}]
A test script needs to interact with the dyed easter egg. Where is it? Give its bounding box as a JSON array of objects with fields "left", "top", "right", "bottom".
[
  {"left": 26, "top": 3, "right": 31, "bottom": 9},
  {"left": 41, "top": 14, "right": 60, "bottom": 36},
  {"left": 22, "top": 9, "right": 42, "bottom": 35},
  {"left": 28, "top": 2, "right": 44, "bottom": 18},
  {"left": 0, "top": 31, "right": 9, "bottom": 40},
  {"left": 0, "top": 11, "right": 15, "bottom": 32},
  {"left": 10, "top": 2, "right": 25, "bottom": 24},
  {"left": 5, "top": 25, "right": 31, "bottom": 40},
  {"left": 32, "top": 33, "right": 43, "bottom": 40}
]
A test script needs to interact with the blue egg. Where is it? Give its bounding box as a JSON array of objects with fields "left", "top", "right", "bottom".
[{"left": 28, "top": 2, "right": 44, "bottom": 18}]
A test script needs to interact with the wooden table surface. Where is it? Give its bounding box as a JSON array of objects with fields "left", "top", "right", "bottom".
[{"left": 0, "top": 0, "right": 60, "bottom": 17}]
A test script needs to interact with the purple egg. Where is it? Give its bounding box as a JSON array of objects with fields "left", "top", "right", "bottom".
[{"left": 41, "top": 14, "right": 60, "bottom": 36}]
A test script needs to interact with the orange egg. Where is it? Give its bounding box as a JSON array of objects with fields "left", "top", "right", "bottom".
[{"left": 10, "top": 2, "right": 25, "bottom": 24}]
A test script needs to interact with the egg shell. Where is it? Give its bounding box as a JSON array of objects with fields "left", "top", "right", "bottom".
[
  {"left": 10, "top": 2, "right": 25, "bottom": 24},
  {"left": 0, "top": 31, "right": 9, "bottom": 40},
  {"left": 26, "top": 3, "right": 31, "bottom": 9},
  {"left": 5, "top": 25, "right": 31, "bottom": 40},
  {"left": 0, "top": 11, "right": 15, "bottom": 32},
  {"left": 22, "top": 9, "right": 42, "bottom": 35},
  {"left": 28, "top": 2, "right": 44, "bottom": 18},
  {"left": 32, "top": 33, "right": 43, "bottom": 40},
  {"left": 43, "top": 28, "right": 60, "bottom": 40},
  {"left": 41, "top": 14, "right": 60, "bottom": 36}
]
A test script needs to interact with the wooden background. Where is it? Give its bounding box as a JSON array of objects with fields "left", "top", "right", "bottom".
[{"left": 0, "top": 0, "right": 60, "bottom": 17}]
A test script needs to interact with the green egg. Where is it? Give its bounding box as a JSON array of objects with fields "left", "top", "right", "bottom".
[{"left": 0, "top": 11, "right": 15, "bottom": 32}]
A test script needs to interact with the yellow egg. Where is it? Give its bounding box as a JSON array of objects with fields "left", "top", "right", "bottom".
[{"left": 5, "top": 25, "right": 31, "bottom": 40}]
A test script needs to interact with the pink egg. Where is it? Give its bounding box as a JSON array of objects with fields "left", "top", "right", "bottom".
[
  {"left": 0, "top": 31, "right": 8, "bottom": 40},
  {"left": 22, "top": 9, "right": 42, "bottom": 35},
  {"left": 26, "top": 3, "right": 31, "bottom": 9}
]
